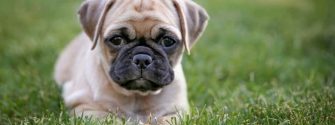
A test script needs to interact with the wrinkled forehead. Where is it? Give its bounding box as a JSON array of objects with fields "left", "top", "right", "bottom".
[{"left": 103, "top": 0, "right": 180, "bottom": 39}]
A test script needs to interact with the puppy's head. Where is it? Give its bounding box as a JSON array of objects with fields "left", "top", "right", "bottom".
[{"left": 78, "top": 0, "right": 208, "bottom": 95}]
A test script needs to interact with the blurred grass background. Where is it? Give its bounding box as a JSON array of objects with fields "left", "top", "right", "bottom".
[{"left": 0, "top": 0, "right": 334, "bottom": 124}]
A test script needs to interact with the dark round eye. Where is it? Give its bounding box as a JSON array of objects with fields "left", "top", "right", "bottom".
[
  {"left": 160, "top": 37, "right": 176, "bottom": 48},
  {"left": 106, "top": 36, "right": 125, "bottom": 46}
]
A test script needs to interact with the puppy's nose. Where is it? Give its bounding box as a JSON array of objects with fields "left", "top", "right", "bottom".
[{"left": 132, "top": 54, "right": 152, "bottom": 69}]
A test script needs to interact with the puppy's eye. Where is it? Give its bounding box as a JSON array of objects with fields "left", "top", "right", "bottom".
[
  {"left": 160, "top": 37, "right": 176, "bottom": 48},
  {"left": 106, "top": 36, "right": 126, "bottom": 46}
]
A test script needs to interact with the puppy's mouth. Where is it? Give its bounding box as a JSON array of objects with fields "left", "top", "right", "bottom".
[{"left": 119, "top": 78, "right": 164, "bottom": 92}]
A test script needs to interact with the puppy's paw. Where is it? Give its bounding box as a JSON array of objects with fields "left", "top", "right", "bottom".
[{"left": 156, "top": 115, "right": 180, "bottom": 125}]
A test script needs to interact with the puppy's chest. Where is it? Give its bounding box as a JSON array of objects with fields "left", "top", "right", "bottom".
[{"left": 116, "top": 96, "right": 157, "bottom": 117}]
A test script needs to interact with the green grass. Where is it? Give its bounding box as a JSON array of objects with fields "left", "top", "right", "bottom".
[{"left": 0, "top": 0, "right": 334, "bottom": 124}]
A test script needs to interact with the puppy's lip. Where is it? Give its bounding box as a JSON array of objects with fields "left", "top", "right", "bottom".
[
  {"left": 137, "top": 78, "right": 146, "bottom": 83},
  {"left": 119, "top": 78, "right": 163, "bottom": 92}
]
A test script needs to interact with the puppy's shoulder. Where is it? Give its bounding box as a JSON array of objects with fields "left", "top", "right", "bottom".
[{"left": 54, "top": 32, "right": 91, "bottom": 85}]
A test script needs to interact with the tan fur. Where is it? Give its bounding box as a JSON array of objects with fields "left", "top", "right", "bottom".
[{"left": 54, "top": 0, "right": 208, "bottom": 124}]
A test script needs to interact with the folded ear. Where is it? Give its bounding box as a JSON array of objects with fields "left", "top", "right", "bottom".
[
  {"left": 184, "top": 1, "right": 209, "bottom": 49},
  {"left": 78, "top": 0, "right": 104, "bottom": 39},
  {"left": 78, "top": 0, "right": 115, "bottom": 49},
  {"left": 173, "top": 0, "right": 209, "bottom": 54}
]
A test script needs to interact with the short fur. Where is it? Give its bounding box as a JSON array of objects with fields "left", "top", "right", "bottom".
[{"left": 54, "top": 0, "right": 208, "bottom": 124}]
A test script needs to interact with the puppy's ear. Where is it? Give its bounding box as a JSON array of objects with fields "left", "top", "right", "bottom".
[
  {"left": 173, "top": 0, "right": 209, "bottom": 54},
  {"left": 78, "top": 0, "right": 104, "bottom": 39},
  {"left": 78, "top": 0, "right": 115, "bottom": 50}
]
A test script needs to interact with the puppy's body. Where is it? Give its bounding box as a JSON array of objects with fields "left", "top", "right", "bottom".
[
  {"left": 55, "top": 0, "right": 208, "bottom": 123},
  {"left": 55, "top": 33, "right": 188, "bottom": 121}
]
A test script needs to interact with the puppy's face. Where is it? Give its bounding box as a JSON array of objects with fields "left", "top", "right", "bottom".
[
  {"left": 79, "top": 0, "right": 208, "bottom": 94},
  {"left": 105, "top": 21, "right": 182, "bottom": 92}
]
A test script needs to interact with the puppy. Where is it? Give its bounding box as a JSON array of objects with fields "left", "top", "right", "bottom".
[{"left": 54, "top": 0, "right": 208, "bottom": 124}]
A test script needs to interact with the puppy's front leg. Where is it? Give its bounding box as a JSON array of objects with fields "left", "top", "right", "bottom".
[
  {"left": 71, "top": 103, "right": 109, "bottom": 118},
  {"left": 71, "top": 104, "right": 129, "bottom": 125},
  {"left": 62, "top": 81, "right": 112, "bottom": 118}
]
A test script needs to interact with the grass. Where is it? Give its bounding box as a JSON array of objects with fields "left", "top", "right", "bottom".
[{"left": 0, "top": 0, "right": 334, "bottom": 124}]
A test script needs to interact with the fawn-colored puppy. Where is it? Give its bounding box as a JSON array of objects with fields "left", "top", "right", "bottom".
[{"left": 54, "top": 0, "right": 208, "bottom": 124}]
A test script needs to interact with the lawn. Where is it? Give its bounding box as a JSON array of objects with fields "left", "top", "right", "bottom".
[{"left": 0, "top": 0, "right": 334, "bottom": 124}]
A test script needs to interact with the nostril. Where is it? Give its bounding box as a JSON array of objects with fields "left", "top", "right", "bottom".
[
  {"left": 132, "top": 54, "right": 153, "bottom": 69},
  {"left": 144, "top": 59, "right": 151, "bottom": 66},
  {"left": 134, "top": 59, "right": 140, "bottom": 65}
]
